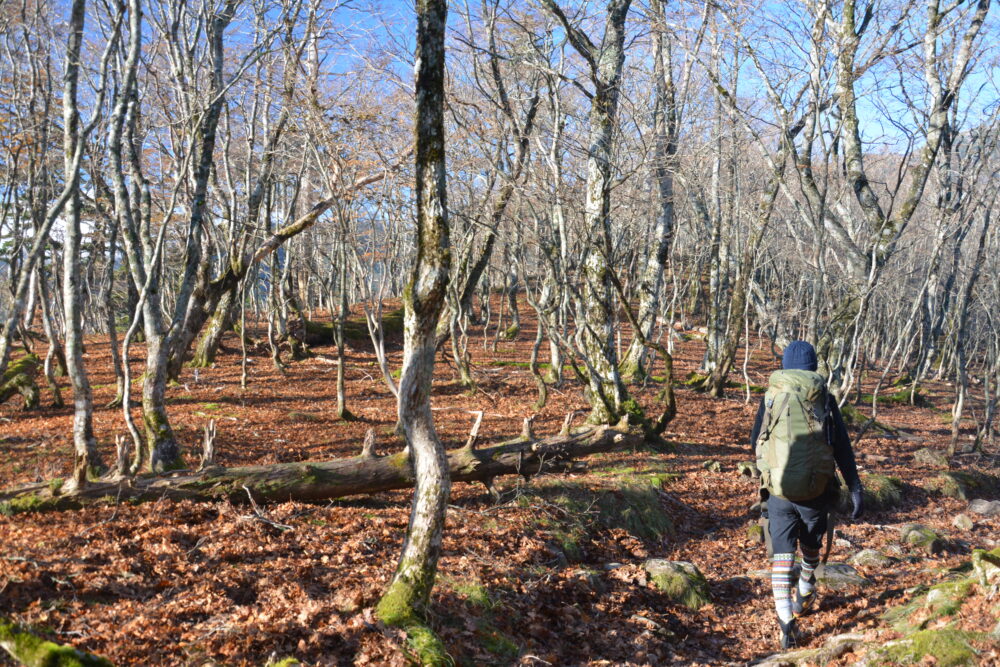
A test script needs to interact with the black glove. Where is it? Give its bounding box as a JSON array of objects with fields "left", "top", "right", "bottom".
[{"left": 850, "top": 488, "right": 864, "bottom": 520}]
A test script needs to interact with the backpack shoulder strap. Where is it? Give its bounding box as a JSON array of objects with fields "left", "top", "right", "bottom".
[{"left": 760, "top": 392, "right": 791, "bottom": 443}]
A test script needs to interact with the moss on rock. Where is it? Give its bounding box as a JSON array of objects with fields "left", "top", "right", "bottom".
[
  {"left": 900, "top": 523, "right": 945, "bottom": 555},
  {"left": 525, "top": 479, "right": 672, "bottom": 545},
  {"left": 644, "top": 559, "right": 711, "bottom": 610},
  {"left": 869, "top": 627, "right": 979, "bottom": 667},
  {"left": 924, "top": 471, "right": 998, "bottom": 501},
  {"left": 913, "top": 447, "right": 950, "bottom": 468},
  {"left": 756, "top": 633, "right": 865, "bottom": 667},
  {"left": 971, "top": 548, "right": 1000, "bottom": 589},
  {"left": 0, "top": 617, "right": 114, "bottom": 666},
  {"left": 851, "top": 549, "right": 892, "bottom": 569},
  {"left": 838, "top": 474, "right": 904, "bottom": 513},
  {"left": 865, "top": 474, "right": 905, "bottom": 509},
  {"left": 0, "top": 354, "right": 41, "bottom": 409}
]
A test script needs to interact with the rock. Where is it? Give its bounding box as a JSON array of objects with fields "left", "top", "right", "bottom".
[
  {"left": 971, "top": 547, "right": 1000, "bottom": 590},
  {"left": 702, "top": 459, "right": 722, "bottom": 473},
  {"left": 969, "top": 499, "right": 1000, "bottom": 516},
  {"left": 757, "top": 633, "right": 865, "bottom": 666},
  {"left": 737, "top": 461, "right": 759, "bottom": 478},
  {"left": 747, "top": 523, "right": 765, "bottom": 543},
  {"left": 951, "top": 514, "right": 973, "bottom": 532},
  {"left": 886, "top": 544, "right": 904, "bottom": 556},
  {"left": 835, "top": 538, "right": 852, "bottom": 549},
  {"left": 544, "top": 545, "right": 569, "bottom": 568},
  {"left": 643, "top": 559, "right": 711, "bottom": 610},
  {"left": 568, "top": 568, "right": 607, "bottom": 594},
  {"left": 913, "top": 447, "right": 949, "bottom": 468},
  {"left": 900, "top": 523, "right": 945, "bottom": 554},
  {"left": 814, "top": 562, "right": 871, "bottom": 591},
  {"left": 851, "top": 549, "right": 892, "bottom": 568},
  {"left": 924, "top": 470, "right": 998, "bottom": 500},
  {"left": 866, "top": 453, "right": 889, "bottom": 464},
  {"left": 603, "top": 562, "right": 624, "bottom": 571},
  {"left": 838, "top": 473, "right": 904, "bottom": 512}
]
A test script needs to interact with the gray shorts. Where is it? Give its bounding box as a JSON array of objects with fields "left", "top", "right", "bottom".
[{"left": 765, "top": 493, "right": 829, "bottom": 555}]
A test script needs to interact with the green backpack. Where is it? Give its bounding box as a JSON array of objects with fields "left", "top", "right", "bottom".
[{"left": 756, "top": 369, "right": 836, "bottom": 502}]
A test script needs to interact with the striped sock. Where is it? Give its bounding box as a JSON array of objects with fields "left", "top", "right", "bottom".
[
  {"left": 799, "top": 546, "right": 820, "bottom": 596},
  {"left": 771, "top": 552, "right": 795, "bottom": 623}
]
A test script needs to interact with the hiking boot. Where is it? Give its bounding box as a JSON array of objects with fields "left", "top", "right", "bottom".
[
  {"left": 778, "top": 617, "right": 798, "bottom": 650},
  {"left": 792, "top": 583, "right": 816, "bottom": 616}
]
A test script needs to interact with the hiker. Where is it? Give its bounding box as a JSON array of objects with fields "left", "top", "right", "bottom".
[{"left": 750, "top": 340, "right": 864, "bottom": 649}]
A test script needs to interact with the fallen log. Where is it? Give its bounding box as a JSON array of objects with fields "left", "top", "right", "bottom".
[
  {"left": 291, "top": 308, "right": 405, "bottom": 347},
  {"left": 0, "top": 421, "right": 644, "bottom": 514}
]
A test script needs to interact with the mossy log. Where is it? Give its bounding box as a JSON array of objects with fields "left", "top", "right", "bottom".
[
  {"left": 0, "top": 617, "right": 113, "bottom": 666},
  {"left": 0, "top": 425, "right": 643, "bottom": 514},
  {"left": 0, "top": 354, "right": 41, "bottom": 409},
  {"left": 292, "top": 308, "right": 405, "bottom": 347}
]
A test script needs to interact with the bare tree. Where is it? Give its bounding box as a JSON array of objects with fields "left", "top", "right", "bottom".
[
  {"left": 542, "top": 0, "right": 633, "bottom": 424},
  {"left": 375, "top": 0, "right": 452, "bottom": 660}
]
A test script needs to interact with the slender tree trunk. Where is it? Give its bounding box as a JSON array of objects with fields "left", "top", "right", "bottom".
[
  {"left": 35, "top": 266, "right": 64, "bottom": 407},
  {"left": 950, "top": 212, "right": 991, "bottom": 454},
  {"left": 543, "top": 0, "right": 633, "bottom": 424},
  {"left": 621, "top": 0, "right": 682, "bottom": 381},
  {"left": 163, "top": 0, "right": 240, "bottom": 379},
  {"left": 335, "top": 239, "right": 354, "bottom": 420},
  {"left": 62, "top": 0, "right": 102, "bottom": 489},
  {"left": 376, "top": 0, "right": 452, "bottom": 654},
  {"left": 102, "top": 216, "right": 126, "bottom": 407}
]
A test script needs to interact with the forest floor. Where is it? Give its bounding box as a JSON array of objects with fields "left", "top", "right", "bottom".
[{"left": 1, "top": 305, "right": 999, "bottom": 666}]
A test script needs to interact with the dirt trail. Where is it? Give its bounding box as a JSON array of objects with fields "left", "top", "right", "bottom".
[{"left": 1, "top": 310, "right": 998, "bottom": 665}]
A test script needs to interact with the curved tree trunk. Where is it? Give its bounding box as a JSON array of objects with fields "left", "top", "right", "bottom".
[
  {"left": 542, "top": 0, "right": 633, "bottom": 425},
  {"left": 376, "top": 0, "right": 453, "bottom": 657}
]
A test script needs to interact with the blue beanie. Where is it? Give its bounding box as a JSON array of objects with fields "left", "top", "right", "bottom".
[{"left": 782, "top": 340, "right": 818, "bottom": 371}]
